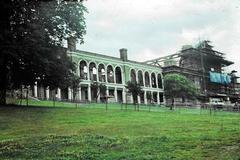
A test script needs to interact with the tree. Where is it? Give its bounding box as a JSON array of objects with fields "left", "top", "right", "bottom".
[
  {"left": 164, "top": 73, "right": 198, "bottom": 110},
  {"left": 69, "top": 75, "right": 81, "bottom": 103},
  {"left": 91, "top": 82, "right": 106, "bottom": 103},
  {"left": 125, "top": 81, "right": 143, "bottom": 111},
  {"left": 0, "top": 0, "right": 87, "bottom": 105}
]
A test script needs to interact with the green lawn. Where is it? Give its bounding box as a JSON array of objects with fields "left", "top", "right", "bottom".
[{"left": 0, "top": 101, "right": 240, "bottom": 159}]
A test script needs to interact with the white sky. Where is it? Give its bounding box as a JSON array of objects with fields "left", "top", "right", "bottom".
[{"left": 78, "top": 0, "right": 240, "bottom": 75}]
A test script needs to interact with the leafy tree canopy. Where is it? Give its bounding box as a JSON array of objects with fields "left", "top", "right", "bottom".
[
  {"left": 164, "top": 73, "right": 198, "bottom": 99},
  {"left": 126, "top": 81, "right": 143, "bottom": 105},
  {"left": 0, "top": 0, "right": 87, "bottom": 104}
]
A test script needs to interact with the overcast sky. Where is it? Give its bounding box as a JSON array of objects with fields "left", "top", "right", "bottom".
[{"left": 78, "top": 0, "right": 240, "bottom": 74}]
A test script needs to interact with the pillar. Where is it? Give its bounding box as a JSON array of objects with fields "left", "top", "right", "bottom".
[
  {"left": 68, "top": 87, "right": 72, "bottom": 101},
  {"left": 106, "top": 87, "right": 109, "bottom": 96},
  {"left": 34, "top": 82, "right": 38, "bottom": 97},
  {"left": 97, "top": 86, "right": 100, "bottom": 102},
  {"left": 88, "top": 84, "right": 91, "bottom": 102},
  {"left": 113, "top": 70, "right": 116, "bottom": 84},
  {"left": 137, "top": 95, "right": 140, "bottom": 104},
  {"left": 130, "top": 95, "right": 133, "bottom": 104},
  {"left": 114, "top": 87, "right": 118, "bottom": 102},
  {"left": 157, "top": 92, "right": 160, "bottom": 105},
  {"left": 143, "top": 73, "right": 146, "bottom": 87},
  {"left": 149, "top": 75, "right": 152, "bottom": 88},
  {"left": 144, "top": 90, "right": 147, "bottom": 105},
  {"left": 57, "top": 88, "right": 61, "bottom": 100},
  {"left": 46, "top": 87, "right": 49, "bottom": 100},
  {"left": 122, "top": 88, "right": 126, "bottom": 103},
  {"left": 156, "top": 74, "right": 158, "bottom": 88},
  {"left": 78, "top": 87, "right": 81, "bottom": 101}
]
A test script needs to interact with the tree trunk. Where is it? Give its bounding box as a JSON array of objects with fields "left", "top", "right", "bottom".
[
  {"left": 20, "top": 86, "right": 23, "bottom": 105},
  {"left": 0, "top": 88, "right": 7, "bottom": 105},
  {"left": 170, "top": 97, "right": 174, "bottom": 110},
  {"left": 0, "top": 60, "right": 7, "bottom": 105},
  {"left": 105, "top": 98, "right": 108, "bottom": 111},
  {"left": 133, "top": 97, "right": 136, "bottom": 111},
  {"left": 26, "top": 87, "right": 29, "bottom": 106}
]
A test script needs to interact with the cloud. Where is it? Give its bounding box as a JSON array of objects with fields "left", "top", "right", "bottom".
[{"left": 79, "top": 0, "right": 240, "bottom": 75}]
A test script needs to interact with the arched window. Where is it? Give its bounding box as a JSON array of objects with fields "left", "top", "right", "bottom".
[
  {"left": 89, "top": 62, "right": 97, "bottom": 81},
  {"left": 115, "top": 67, "right": 122, "bottom": 84},
  {"left": 151, "top": 73, "right": 157, "bottom": 88},
  {"left": 107, "top": 65, "right": 114, "bottom": 83},
  {"left": 98, "top": 64, "right": 105, "bottom": 82},
  {"left": 79, "top": 60, "right": 88, "bottom": 80},
  {"left": 145, "top": 72, "right": 150, "bottom": 87},
  {"left": 131, "top": 69, "right": 136, "bottom": 82},
  {"left": 157, "top": 74, "right": 163, "bottom": 88},
  {"left": 138, "top": 70, "right": 144, "bottom": 86}
]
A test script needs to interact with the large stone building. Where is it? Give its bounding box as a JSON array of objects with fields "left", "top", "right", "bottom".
[
  {"left": 33, "top": 43, "right": 164, "bottom": 105},
  {"left": 66, "top": 48, "right": 164, "bottom": 104}
]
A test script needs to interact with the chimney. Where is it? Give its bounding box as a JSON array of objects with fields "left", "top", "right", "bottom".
[
  {"left": 120, "top": 48, "right": 128, "bottom": 61},
  {"left": 67, "top": 37, "right": 76, "bottom": 51}
]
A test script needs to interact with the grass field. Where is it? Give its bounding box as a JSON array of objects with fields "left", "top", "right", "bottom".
[{"left": 0, "top": 101, "right": 240, "bottom": 159}]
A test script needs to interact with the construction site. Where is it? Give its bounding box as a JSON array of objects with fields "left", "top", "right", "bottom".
[{"left": 145, "top": 40, "right": 240, "bottom": 106}]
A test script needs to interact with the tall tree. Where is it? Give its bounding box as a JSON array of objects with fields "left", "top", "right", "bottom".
[
  {"left": 0, "top": 0, "right": 87, "bottom": 105},
  {"left": 125, "top": 81, "right": 143, "bottom": 111},
  {"left": 91, "top": 82, "right": 107, "bottom": 103},
  {"left": 164, "top": 73, "right": 198, "bottom": 110}
]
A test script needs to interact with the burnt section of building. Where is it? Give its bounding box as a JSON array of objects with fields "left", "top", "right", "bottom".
[{"left": 145, "top": 40, "right": 240, "bottom": 103}]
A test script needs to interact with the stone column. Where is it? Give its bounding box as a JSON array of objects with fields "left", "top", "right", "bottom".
[
  {"left": 151, "top": 91, "right": 153, "bottom": 103},
  {"left": 106, "top": 86, "right": 109, "bottom": 96},
  {"left": 122, "top": 88, "right": 126, "bottom": 103},
  {"left": 113, "top": 70, "right": 116, "bottom": 84},
  {"left": 157, "top": 92, "right": 160, "bottom": 105},
  {"left": 143, "top": 73, "right": 146, "bottom": 87},
  {"left": 34, "top": 82, "right": 38, "bottom": 98},
  {"left": 97, "top": 86, "right": 100, "bottom": 102},
  {"left": 57, "top": 88, "right": 61, "bottom": 100},
  {"left": 144, "top": 90, "right": 147, "bottom": 105},
  {"left": 114, "top": 87, "right": 118, "bottom": 102},
  {"left": 96, "top": 66, "right": 99, "bottom": 82},
  {"left": 68, "top": 87, "right": 72, "bottom": 101},
  {"left": 88, "top": 84, "right": 91, "bottom": 102},
  {"left": 78, "top": 87, "right": 81, "bottom": 101},
  {"left": 105, "top": 69, "right": 108, "bottom": 83},
  {"left": 137, "top": 95, "right": 141, "bottom": 104},
  {"left": 163, "top": 93, "right": 166, "bottom": 105},
  {"left": 156, "top": 74, "right": 159, "bottom": 88},
  {"left": 46, "top": 87, "right": 49, "bottom": 100},
  {"left": 149, "top": 75, "right": 152, "bottom": 88},
  {"left": 136, "top": 71, "right": 139, "bottom": 83},
  {"left": 130, "top": 95, "right": 133, "bottom": 104}
]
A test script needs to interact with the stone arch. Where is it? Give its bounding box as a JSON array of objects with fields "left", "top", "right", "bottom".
[
  {"left": 79, "top": 60, "right": 88, "bottom": 80},
  {"left": 145, "top": 71, "right": 150, "bottom": 87},
  {"left": 115, "top": 66, "right": 122, "bottom": 84},
  {"left": 89, "top": 62, "right": 97, "bottom": 81},
  {"left": 157, "top": 73, "right": 163, "bottom": 88},
  {"left": 130, "top": 69, "right": 136, "bottom": 82},
  {"left": 137, "top": 70, "right": 144, "bottom": 86},
  {"left": 151, "top": 72, "right": 157, "bottom": 88},
  {"left": 98, "top": 64, "right": 106, "bottom": 82},
  {"left": 107, "top": 65, "right": 114, "bottom": 83}
]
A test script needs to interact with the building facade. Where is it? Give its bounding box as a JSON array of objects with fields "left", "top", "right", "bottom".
[
  {"left": 33, "top": 47, "right": 165, "bottom": 105},
  {"left": 66, "top": 48, "right": 164, "bottom": 104}
]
